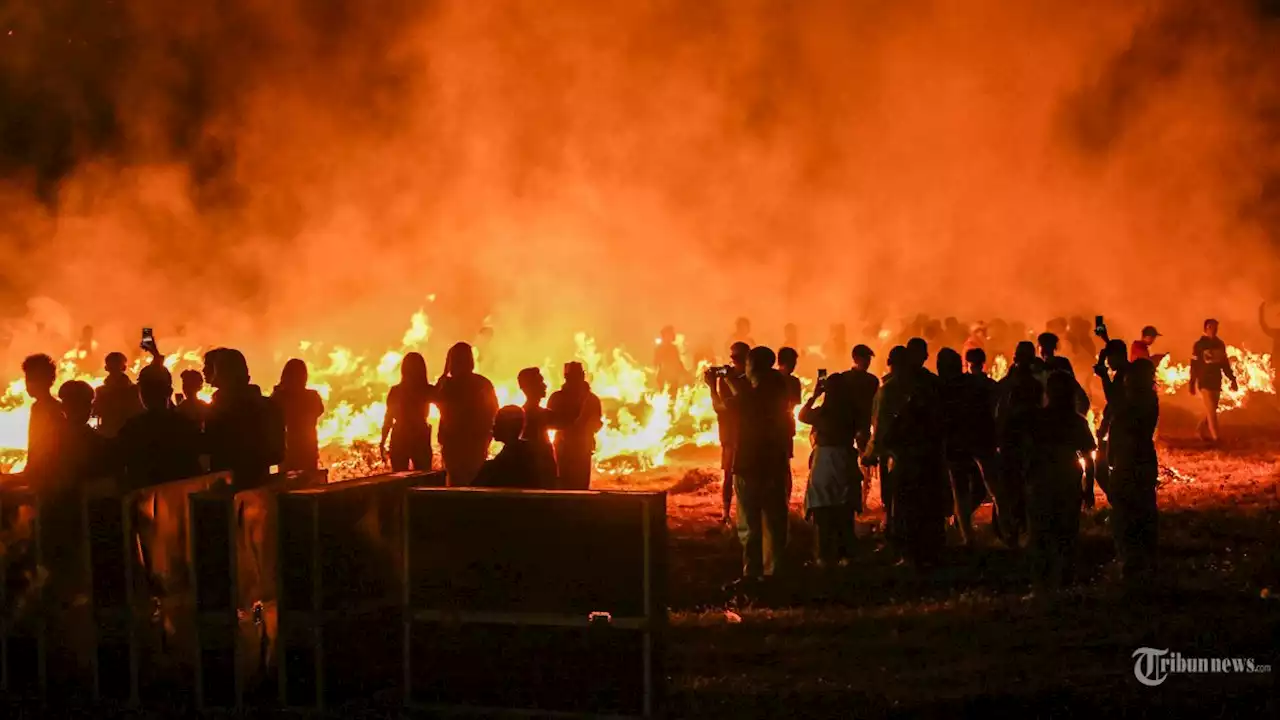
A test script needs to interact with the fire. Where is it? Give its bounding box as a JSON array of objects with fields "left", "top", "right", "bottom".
[{"left": 0, "top": 312, "right": 1272, "bottom": 482}]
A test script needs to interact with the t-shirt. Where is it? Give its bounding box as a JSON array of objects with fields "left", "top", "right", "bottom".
[{"left": 1191, "top": 336, "right": 1234, "bottom": 391}]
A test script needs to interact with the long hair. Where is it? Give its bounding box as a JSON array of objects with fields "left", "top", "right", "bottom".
[
  {"left": 278, "top": 358, "right": 309, "bottom": 391},
  {"left": 400, "top": 352, "right": 430, "bottom": 391}
]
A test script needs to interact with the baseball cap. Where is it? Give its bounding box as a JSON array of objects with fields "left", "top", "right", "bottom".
[
  {"left": 851, "top": 344, "right": 875, "bottom": 359},
  {"left": 1141, "top": 325, "right": 1161, "bottom": 338}
]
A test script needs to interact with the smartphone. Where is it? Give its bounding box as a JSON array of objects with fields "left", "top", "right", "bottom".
[
  {"left": 142, "top": 327, "right": 154, "bottom": 344},
  {"left": 1094, "top": 315, "right": 1106, "bottom": 336},
  {"left": 817, "top": 368, "right": 829, "bottom": 380}
]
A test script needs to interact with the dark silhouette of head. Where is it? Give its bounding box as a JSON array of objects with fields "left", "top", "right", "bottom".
[
  {"left": 1140, "top": 325, "right": 1161, "bottom": 344},
  {"left": 1037, "top": 332, "right": 1060, "bottom": 360},
  {"left": 22, "top": 354, "right": 56, "bottom": 397},
  {"left": 729, "top": 342, "right": 750, "bottom": 371},
  {"left": 783, "top": 323, "right": 799, "bottom": 345},
  {"left": 280, "top": 358, "right": 310, "bottom": 391},
  {"left": 447, "top": 342, "right": 476, "bottom": 376},
  {"left": 493, "top": 405, "right": 525, "bottom": 444},
  {"left": 1014, "top": 341, "right": 1037, "bottom": 367},
  {"left": 1126, "top": 358, "right": 1157, "bottom": 395},
  {"left": 659, "top": 325, "right": 676, "bottom": 344},
  {"left": 1203, "top": 318, "right": 1219, "bottom": 338},
  {"left": 180, "top": 369, "right": 204, "bottom": 400},
  {"left": 105, "top": 352, "right": 128, "bottom": 374},
  {"left": 886, "top": 345, "right": 908, "bottom": 371},
  {"left": 518, "top": 368, "right": 547, "bottom": 404},
  {"left": 823, "top": 368, "right": 851, "bottom": 404},
  {"left": 747, "top": 346, "right": 776, "bottom": 382},
  {"left": 851, "top": 344, "right": 874, "bottom": 371},
  {"left": 216, "top": 349, "right": 250, "bottom": 390},
  {"left": 906, "top": 337, "right": 928, "bottom": 368},
  {"left": 58, "top": 380, "right": 95, "bottom": 424},
  {"left": 777, "top": 347, "right": 798, "bottom": 374},
  {"left": 965, "top": 347, "right": 987, "bottom": 373},
  {"left": 1104, "top": 339, "right": 1128, "bottom": 370},
  {"left": 399, "top": 352, "right": 429, "bottom": 389},
  {"left": 564, "top": 361, "right": 586, "bottom": 385},
  {"left": 138, "top": 364, "right": 174, "bottom": 411},
  {"left": 936, "top": 348, "right": 962, "bottom": 379},
  {"left": 203, "top": 348, "right": 227, "bottom": 387}
]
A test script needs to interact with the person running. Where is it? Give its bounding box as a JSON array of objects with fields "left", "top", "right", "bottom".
[
  {"left": 1190, "top": 319, "right": 1237, "bottom": 443},
  {"left": 380, "top": 352, "right": 434, "bottom": 472}
]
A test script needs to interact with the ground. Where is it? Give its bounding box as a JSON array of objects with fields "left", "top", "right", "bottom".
[{"left": 600, "top": 400, "right": 1280, "bottom": 717}]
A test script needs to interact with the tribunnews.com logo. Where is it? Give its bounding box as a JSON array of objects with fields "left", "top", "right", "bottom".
[{"left": 1133, "top": 648, "right": 1272, "bottom": 687}]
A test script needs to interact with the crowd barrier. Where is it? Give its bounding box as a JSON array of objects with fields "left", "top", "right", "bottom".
[
  {"left": 403, "top": 488, "right": 667, "bottom": 718},
  {"left": 2, "top": 468, "right": 667, "bottom": 718},
  {"left": 276, "top": 470, "right": 446, "bottom": 710}
]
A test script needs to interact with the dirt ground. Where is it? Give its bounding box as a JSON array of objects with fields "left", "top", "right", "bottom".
[{"left": 600, "top": 401, "right": 1280, "bottom": 718}]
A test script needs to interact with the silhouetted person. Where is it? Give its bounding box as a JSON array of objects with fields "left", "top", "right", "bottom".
[
  {"left": 653, "top": 325, "right": 688, "bottom": 392},
  {"left": 1093, "top": 339, "right": 1131, "bottom": 505},
  {"left": 709, "top": 346, "right": 791, "bottom": 584},
  {"left": 474, "top": 406, "right": 555, "bottom": 489},
  {"left": 437, "top": 342, "right": 499, "bottom": 487},
  {"left": 783, "top": 323, "right": 800, "bottom": 353},
  {"left": 271, "top": 359, "right": 326, "bottom": 472},
  {"left": 993, "top": 341, "right": 1043, "bottom": 547},
  {"left": 1038, "top": 332, "right": 1089, "bottom": 415},
  {"left": 1108, "top": 358, "right": 1160, "bottom": 585},
  {"left": 547, "top": 362, "right": 603, "bottom": 490},
  {"left": 378, "top": 353, "right": 434, "bottom": 472},
  {"left": 1024, "top": 374, "right": 1095, "bottom": 595},
  {"left": 1129, "top": 325, "right": 1166, "bottom": 365},
  {"left": 864, "top": 343, "right": 948, "bottom": 568},
  {"left": 117, "top": 364, "right": 203, "bottom": 492},
  {"left": 799, "top": 372, "right": 861, "bottom": 567},
  {"left": 962, "top": 322, "right": 988, "bottom": 356},
  {"left": 22, "top": 354, "right": 63, "bottom": 483},
  {"left": 1259, "top": 301, "right": 1280, "bottom": 379},
  {"left": 75, "top": 324, "right": 96, "bottom": 373},
  {"left": 1190, "top": 318, "right": 1237, "bottom": 443},
  {"left": 846, "top": 345, "right": 881, "bottom": 515},
  {"left": 905, "top": 337, "right": 937, "bottom": 384},
  {"left": 517, "top": 367, "right": 559, "bottom": 488},
  {"left": 1065, "top": 316, "right": 1098, "bottom": 370},
  {"left": 474, "top": 326, "right": 496, "bottom": 375},
  {"left": 822, "top": 324, "right": 849, "bottom": 368},
  {"left": 711, "top": 342, "right": 750, "bottom": 522},
  {"left": 938, "top": 348, "right": 994, "bottom": 546},
  {"left": 204, "top": 349, "right": 285, "bottom": 489},
  {"left": 176, "top": 369, "right": 209, "bottom": 427},
  {"left": 58, "top": 380, "right": 108, "bottom": 482},
  {"left": 777, "top": 346, "right": 803, "bottom": 453},
  {"left": 730, "top": 317, "right": 755, "bottom": 348},
  {"left": 93, "top": 351, "right": 143, "bottom": 438}
]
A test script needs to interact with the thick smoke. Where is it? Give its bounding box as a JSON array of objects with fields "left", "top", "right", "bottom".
[{"left": 0, "top": 0, "right": 1277, "bottom": 371}]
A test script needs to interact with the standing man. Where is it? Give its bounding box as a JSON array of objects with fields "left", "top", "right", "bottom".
[
  {"left": 712, "top": 342, "right": 750, "bottom": 523},
  {"left": 846, "top": 345, "right": 882, "bottom": 523},
  {"left": 1190, "top": 319, "right": 1238, "bottom": 444},
  {"left": 1129, "top": 326, "right": 1166, "bottom": 365},
  {"left": 708, "top": 346, "right": 791, "bottom": 586},
  {"left": 1259, "top": 302, "right": 1280, "bottom": 380},
  {"left": 548, "top": 362, "right": 604, "bottom": 490}
]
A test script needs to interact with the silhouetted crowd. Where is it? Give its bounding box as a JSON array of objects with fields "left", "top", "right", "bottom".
[
  {"left": 18, "top": 337, "right": 605, "bottom": 506},
  {"left": 689, "top": 314, "right": 1247, "bottom": 596},
  {"left": 14, "top": 311, "right": 1249, "bottom": 598}
]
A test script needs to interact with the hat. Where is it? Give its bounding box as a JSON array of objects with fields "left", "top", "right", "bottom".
[
  {"left": 851, "top": 344, "right": 875, "bottom": 359},
  {"left": 1141, "top": 325, "right": 1161, "bottom": 338}
]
